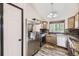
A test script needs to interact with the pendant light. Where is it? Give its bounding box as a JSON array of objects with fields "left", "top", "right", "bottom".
[{"left": 47, "top": 3, "right": 58, "bottom": 19}]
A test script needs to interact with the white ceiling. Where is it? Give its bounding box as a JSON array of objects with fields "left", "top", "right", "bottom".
[{"left": 30, "top": 3, "right": 79, "bottom": 21}]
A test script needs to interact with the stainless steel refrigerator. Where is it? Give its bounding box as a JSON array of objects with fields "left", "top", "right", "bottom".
[{"left": 27, "top": 20, "right": 40, "bottom": 56}]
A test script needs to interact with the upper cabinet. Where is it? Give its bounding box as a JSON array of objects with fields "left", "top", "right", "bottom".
[
  {"left": 65, "top": 12, "right": 79, "bottom": 29},
  {"left": 68, "top": 16, "right": 75, "bottom": 29},
  {"left": 75, "top": 12, "right": 79, "bottom": 29},
  {"left": 41, "top": 21, "right": 48, "bottom": 29}
]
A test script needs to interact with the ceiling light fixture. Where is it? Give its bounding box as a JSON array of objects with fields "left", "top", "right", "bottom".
[{"left": 47, "top": 3, "right": 58, "bottom": 19}]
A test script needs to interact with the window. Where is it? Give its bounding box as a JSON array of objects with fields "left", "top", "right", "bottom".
[{"left": 49, "top": 21, "right": 64, "bottom": 33}]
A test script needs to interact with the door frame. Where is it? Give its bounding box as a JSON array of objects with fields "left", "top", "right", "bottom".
[
  {"left": 0, "top": 3, "right": 3, "bottom": 56},
  {"left": 5, "top": 3, "right": 24, "bottom": 56}
]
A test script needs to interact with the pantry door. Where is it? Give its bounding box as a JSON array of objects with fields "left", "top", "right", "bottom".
[{"left": 4, "top": 3, "right": 23, "bottom": 56}]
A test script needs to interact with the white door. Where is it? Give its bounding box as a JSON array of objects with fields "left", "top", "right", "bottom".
[{"left": 4, "top": 4, "right": 22, "bottom": 56}]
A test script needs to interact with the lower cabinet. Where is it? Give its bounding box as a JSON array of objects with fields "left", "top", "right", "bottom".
[{"left": 46, "top": 34, "right": 57, "bottom": 45}]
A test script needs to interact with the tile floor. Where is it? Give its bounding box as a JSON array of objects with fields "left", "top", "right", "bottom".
[{"left": 34, "top": 43, "right": 68, "bottom": 56}]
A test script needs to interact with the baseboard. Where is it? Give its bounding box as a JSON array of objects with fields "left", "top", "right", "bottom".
[{"left": 57, "top": 45, "right": 68, "bottom": 50}]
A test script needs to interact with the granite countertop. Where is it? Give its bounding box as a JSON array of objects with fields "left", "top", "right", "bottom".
[
  {"left": 68, "top": 35, "right": 79, "bottom": 42},
  {"left": 47, "top": 32, "right": 79, "bottom": 42}
]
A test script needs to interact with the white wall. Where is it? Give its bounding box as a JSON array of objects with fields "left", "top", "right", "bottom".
[{"left": 65, "top": 19, "right": 68, "bottom": 29}]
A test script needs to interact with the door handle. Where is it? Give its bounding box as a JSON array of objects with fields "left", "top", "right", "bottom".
[{"left": 18, "top": 39, "right": 22, "bottom": 41}]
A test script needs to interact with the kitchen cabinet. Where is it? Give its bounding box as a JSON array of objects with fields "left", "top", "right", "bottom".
[
  {"left": 41, "top": 21, "right": 48, "bottom": 29},
  {"left": 67, "top": 36, "right": 79, "bottom": 56},
  {"left": 65, "top": 12, "right": 79, "bottom": 29},
  {"left": 68, "top": 16, "right": 75, "bottom": 29},
  {"left": 75, "top": 12, "right": 79, "bottom": 29},
  {"left": 46, "top": 34, "right": 57, "bottom": 45}
]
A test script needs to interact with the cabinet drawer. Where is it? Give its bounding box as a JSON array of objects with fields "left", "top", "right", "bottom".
[{"left": 46, "top": 35, "right": 57, "bottom": 45}]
